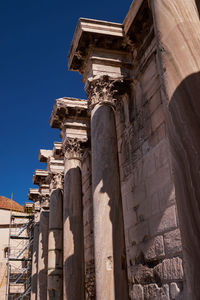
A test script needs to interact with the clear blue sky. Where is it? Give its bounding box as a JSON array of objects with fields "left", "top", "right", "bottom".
[{"left": 0, "top": 0, "right": 132, "bottom": 206}]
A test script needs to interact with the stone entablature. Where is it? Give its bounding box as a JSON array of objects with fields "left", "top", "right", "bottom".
[
  {"left": 33, "top": 170, "right": 50, "bottom": 209},
  {"left": 68, "top": 18, "right": 133, "bottom": 85},
  {"left": 52, "top": 142, "right": 64, "bottom": 159},
  {"left": 49, "top": 97, "right": 90, "bottom": 158}
]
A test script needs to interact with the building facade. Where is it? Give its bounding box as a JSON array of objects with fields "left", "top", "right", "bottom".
[{"left": 29, "top": 1, "right": 200, "bottom": 300}]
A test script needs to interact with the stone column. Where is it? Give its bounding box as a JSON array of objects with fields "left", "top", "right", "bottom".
[
  {"left": 86, "top": 76, "right": 129, "bottom": 300},
  {"left": 29, "top": 189, "right": 41, "bottom": 300},
  {"left": 48, "top": 173, "right": 64, "bottom": 300},
  {"left": 63, "top": 138, "right": 85, "bottom": 300},
  {"left": 150, "top": 1, "right": 200, "bottom": 298},
  {"left": 37, "top": 209, "right": 49, "bottom": 300},
  {"left": 49, "top": 97, "right": 89, "bottom": 300},
  {"left": 33, "top": 169, "right": 50, "bottom": 300}
]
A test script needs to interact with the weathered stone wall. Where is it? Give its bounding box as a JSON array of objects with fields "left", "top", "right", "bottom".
[
  {"left": 81, "top": 151, "right": 95, "bottom": 299},
  {"left": 115, "top": 39, "right": 187, "bottom": 299}
]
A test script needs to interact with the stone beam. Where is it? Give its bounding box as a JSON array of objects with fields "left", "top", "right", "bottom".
[
  {"left": 47, "top": 157, "right": 64, "bottom": 175},
  {"left": 28, "top": 188, "right": 40, "bottom": 202},
  {"left": 49, "top": 97, "right": 89, "bottom": 147},
  {"left": 38, "top": 149, "right": 53, "bottom": 163},
  {"left": 123, "top": 0, "right": 144, "bottom": 34},
  {"left": 33, "top": 170, "right": 49, "bottom": 209},
  {"left": 53, "top": 142, "right": 64, "bottom": 160},
  {"left": 33, "top": 169, "right": 49, "bottom": 186},
  {"left": 50, "top": 97, "right": 88, "bottom": 129},
  {"left": 68, "top": 18, "right": 133, "bottom": 84}
]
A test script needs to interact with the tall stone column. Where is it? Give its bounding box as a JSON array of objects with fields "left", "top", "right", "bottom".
[
  {"left": 63, "top": 138, "right": 85, "bottom": 300},
  {"left": 149, "top": 1, "right": 200, "bottom": 298},
  {"left": 49, "top": 97, "right": 89, "bottom": 300},
  {"left": 68, "top": 19, "right": 131, "bottom": 299},
  {"left": 33, "top": 169, "right": 50, "bottom": 300},
  {"left": 86, "top": 77, "right": 128, "bottom": 300},
  {"left": 37, "top": 209, "right": 49, "bottom": 300},
  {"left": 29, "top": 188, "right": 41, "bottom": 300},
  {"left": 48, "top": 172, "right": 64, "bottom": 300}
]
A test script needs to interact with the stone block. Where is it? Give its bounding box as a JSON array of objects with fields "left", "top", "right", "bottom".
[
  {"left": 129, "top": 221, "right": 149, "bottom": 246},
  {"left": 149, "top": 205, "right": 177, "bottom": 237},
  {"left": 149, "top": 192, "right": 160, "bottom": 217},
  {"left": 124, "top": 208, "right": 137, "bottom": 230},
  {"left": 127, "top": 183, "right": 146, "bottom": 210},
  {"left": 140, "top": 57, "right": 160, "bottom": 100},
  {"left": 164, "top": 229, "right": 182, "bottom": 256},
  {"left": 130, "top": 284, "right": 144, "bottom": 300},
  {"left": 170, "top": 282, "right": 180, "bottom": 299},
  {"left": 154, "top": 139, "right": 170, "bottom": 169},
  {"left": 144, "top": 284, "right": 169, "bottom": 300},
  {"left": 134, "top": 159, "right": 144, "bottom": 186},
  {"left": 154, "top": 258, "right": 184, "bottom": 282},
  {"left": 158, "top": 180, "right": 175, "bottom": 212},
  {"left": 142, "top": 236, "right": 165, "bottom": 261},
  {"left": 132, "top": 265, "right": 154, "bottom": 285},
  {"left": 145, "top": 163, "right": 171, "bottom": 197},
  {"left": 121, "top": 173, "right": 135, "bottom": 197},
  {"left": 149, "top": 89, "right": 161, "bottom": 115},
  {"left": 151, "top": 105, "right": 165, "bottom": 133},
  {"left": 149, "top": 123, "right": 166, "bottom": 148},
  {"left": 142, "top": 151, "right": 156, "bottom": 179}
]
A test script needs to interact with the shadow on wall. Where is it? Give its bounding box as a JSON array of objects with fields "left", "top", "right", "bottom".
[
  {"left": 64, "top": 166, "right": 85, "bottom": 300},
  {"left": 167, "top": 71, "right": 200, "bottom": 299},
  {"left": 195, "top": 0, "right": 200, "bottom": 18},
  {"left": 92, "top": 104, "right": 129, "bottom": 300}
]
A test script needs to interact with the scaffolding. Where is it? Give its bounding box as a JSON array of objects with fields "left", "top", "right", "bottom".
[{"left": 6, "top": 204, "right": 34, "bottom": 300}]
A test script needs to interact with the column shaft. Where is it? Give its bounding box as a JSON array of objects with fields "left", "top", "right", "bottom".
[
  {"left": 151, "top": 1, "right": 200, "bottom": 298},
  {"left": 91, "top": 103, "right": 128, "bottom": 300},
  {"left": 37, "top": 211, "right": 49, "bottom": 300},
  {"left": 63, "top": 158, "right": 85, "bottom": 300},
  {"left": 31, "top": 222, "right": 39, "bottom": 300},
  {"left": 48, "top": 189, "right": 63, "bottom": 299}
]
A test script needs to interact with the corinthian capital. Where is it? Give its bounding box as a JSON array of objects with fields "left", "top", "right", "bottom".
[
  {"left": 63, "top": 137, "right": 84, "bottom": 160},
  {"left": 50, "top": 172, "right": 64, "bottom": 190},
  {"left": 86, "top": 75, "right": 132, "bottom": 110},
  {"left": 85, "top": 75, "right": 118, "bottom": 109}
]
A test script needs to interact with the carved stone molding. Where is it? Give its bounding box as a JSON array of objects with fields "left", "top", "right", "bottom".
[
  {"left": 50, "top": 172, "right": 64, "bottom": 190},
  {"left": 41, "top": 194, "right": 50, "bottom": 209},
  {"left": 86, "top": 75, "right": 132, "bottom": 110},
  {"left": 63, "top": 137, "right": 84, "bottom": 160}
]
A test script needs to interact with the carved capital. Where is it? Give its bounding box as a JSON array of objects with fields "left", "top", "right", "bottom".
[
  {"left": 40, "top": 194, "right": 50, "bottom": 209},
  {"left": 86, "top": 75, "right": 132, "bottom": 110},
  {"left": 63, "top": 138, "right": 84, "bottom": 160},
  {"left": 86, "top": 75, "right": 118, "bottom": 109},
  {"left": 50, "top": 172, "right": 64, "bottom": 190}
]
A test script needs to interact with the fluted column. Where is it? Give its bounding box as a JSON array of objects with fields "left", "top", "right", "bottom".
[
  {"left": 63, "top": 138, "right": 85, "bottom": 300},
  {"left": 150, "top": 1, "right": 200, "bottom": 298},
  {"left": 48, "top": 173, "right": 63, "bottom": 300},
  {"left": 31, "top": 206, "right": 40, "bottom": 300},
  {"left": 86, "top": 76, "right": 129, "bottom": 300},
  {"left": 37, "top": 204, "right": 49, "bottom": 300}
]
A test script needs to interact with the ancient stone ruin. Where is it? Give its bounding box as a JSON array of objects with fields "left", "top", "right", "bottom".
[{"left": 22, "top": 1, "right": 200, "bottom": 299}]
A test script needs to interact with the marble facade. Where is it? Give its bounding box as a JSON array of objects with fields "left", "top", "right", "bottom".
[{"left": 29, "top": 1, "right": 200, "bottom": 299}]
